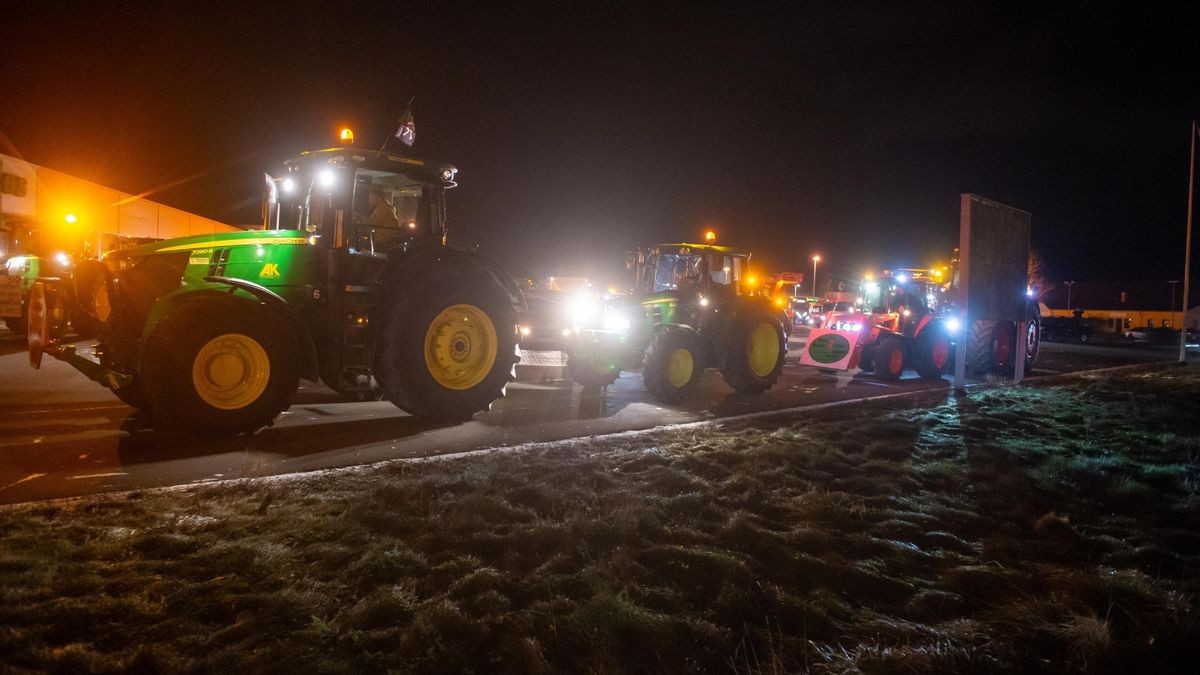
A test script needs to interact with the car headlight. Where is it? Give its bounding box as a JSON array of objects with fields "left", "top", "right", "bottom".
[
  {"left": 603, "top": 311, "right": 630, "bottom": 332},
  {"left": 566, "top": 295, "right": 600, "bottom": 325}
]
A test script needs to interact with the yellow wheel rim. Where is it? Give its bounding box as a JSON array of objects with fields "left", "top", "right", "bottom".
[
  {"left": 191, "top": 333, "right": 271, "bottom": 410},
  {"left": 424, "top": 304, "right": 499, "bottom": 390},
  {"left": 747, "top": 322, "right": 779, "bottom": 377},
  {"left": 667, "top": 347, "right": 694, "bottom": 388}
]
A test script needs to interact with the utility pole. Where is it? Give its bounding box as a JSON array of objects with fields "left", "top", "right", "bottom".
[
  {"left": 1169, "top": 280, "right": 1181, "bottom": 327},
  {"left": 1065, "top": 280, "right": 1075, "bottom": 310},
  {"left": 1181, "top": 121, "right": 1196, "bottom": 363}
]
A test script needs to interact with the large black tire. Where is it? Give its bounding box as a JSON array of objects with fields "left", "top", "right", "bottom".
[
  {"left": 113, "top": 377, "right": 149, "bottom": 410},
  {"left": 642, "top": 326, "right": 705, "bottom": 403},
  {"left": 71, "top": 261, "right": 109, "bottom": 339},
  {"left": 874, "top": 335, "right": 905, "bottom": 380},
  {"left": 46, "top": 289, "right": 69, "bottom": 338},
  {"left": 374, "top": 280, "right": 518, "bottom": 422},
  {"left": 913, "top": 323, "right": 952, "bottom": 380},
  {"left": 1021, "top": 301, "right": 1041, "bottom": 371},
  {"left": 722, "top": 313, "right": 786, "bottom": 393},
  {"left": 142, "top": 300, "right": 299, "bottom": 436},
  {"left": 567, "top": 349, "right": 620, "bottom": 388},
  {"left": 966, "top": 319, "right": 1014, "bottom": 376}
]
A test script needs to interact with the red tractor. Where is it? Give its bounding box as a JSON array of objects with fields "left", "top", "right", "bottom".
[{"left": 822, "top": 269, "right": 955, "bottom": 380}]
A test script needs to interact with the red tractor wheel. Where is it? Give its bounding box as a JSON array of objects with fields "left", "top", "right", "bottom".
[{"left": 874, "top": 336, "right": 905, "bottom": 380}]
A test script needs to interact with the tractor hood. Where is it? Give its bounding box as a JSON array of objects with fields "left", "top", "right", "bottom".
[{"left": 103, "top": 230, "right": 310, "bottom": 267}]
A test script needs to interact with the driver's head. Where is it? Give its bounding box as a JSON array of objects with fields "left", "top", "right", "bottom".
[{"left": 368, "top": 188, "right": 386, "bottom": 208}]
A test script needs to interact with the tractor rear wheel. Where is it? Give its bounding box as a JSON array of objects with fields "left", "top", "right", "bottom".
[
  {"left": 642, "top": 326, "right": 705, "bottom": 403},
  {"left": 914, "top": 325, "right": 952, "bottom": 379},
  {"left": 966, "top": 319, "right": 1012, "bottom": 376},
  {"left": 722, "top": 314, "right": 785, "bottom": 393},
  {"left": 143, "top": 300, "right": 299, "bottom": 436},
  {"left": 874, "top": 336, "right": 905, "bottom": 380},
  {"left": 375, "top": 281, "right": 518, "bottom": 422}
]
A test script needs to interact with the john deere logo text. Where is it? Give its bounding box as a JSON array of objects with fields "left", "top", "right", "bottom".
[
  {"left": 258, "top": 263, "right": 281, "bottom": 278},
  {"left": 807, "top": 334, "right": 851, "bottom": 364}
]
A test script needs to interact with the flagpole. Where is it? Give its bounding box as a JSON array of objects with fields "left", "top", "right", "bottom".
[
  {"left": 1180, "top": 120, "right": 1196, "bottom": 363},
  {"left": 377, "top": 96, "right": 416, "bottom": 158}
]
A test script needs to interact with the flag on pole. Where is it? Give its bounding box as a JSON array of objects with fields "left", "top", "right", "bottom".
[{"left": 394, "top": 108, "right": 415, "bottom": 147}]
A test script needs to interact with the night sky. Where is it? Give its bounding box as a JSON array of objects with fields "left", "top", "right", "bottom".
[{"left": 3, "top": 3, "right": 1199, "bottom": 287}]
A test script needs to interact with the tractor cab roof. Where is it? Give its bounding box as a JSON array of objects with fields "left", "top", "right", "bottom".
[
  {"left": 285, "top": 148, "right": 458, "bottom": 185},
  {"left": 650, "top": 243, "right": 751, "bottom": 258}
]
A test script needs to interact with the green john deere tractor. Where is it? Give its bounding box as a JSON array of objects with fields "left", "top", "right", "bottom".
[
  {"left": 565, "top": 241, "right": 786, "bottom": 402},
  {"left": 29, "top": 144, "right": 524, "bottom": 436}
]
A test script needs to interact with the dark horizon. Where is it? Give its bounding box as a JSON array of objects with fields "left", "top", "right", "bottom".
[{"left": 3, "top": 4, "right": 1199, "bottom": 287}]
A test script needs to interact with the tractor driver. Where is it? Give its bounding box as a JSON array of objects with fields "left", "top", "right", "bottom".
[{"left": 357, "top": 188, "right": 400, "bottom": 229}]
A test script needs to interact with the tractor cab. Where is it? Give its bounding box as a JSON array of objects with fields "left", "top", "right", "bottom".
[
  {"left": 638, "top": 243, "right": 750, "bottom": 298},
  {"left": 270, "top": 148, "right": 456, "bottom": 260},
  {"left": 859, "top": 269, "right": 948, "bottom": 338}
]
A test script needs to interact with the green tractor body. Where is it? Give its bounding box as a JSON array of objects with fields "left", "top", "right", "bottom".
[
  {"left": 3, "top": 251, "right": 80, "bottom": 337},
  {"left": 31, "top": 147, "right": 524, "bottom": 435},
  {"left": 566, "top": 242, "right": 786, "bottom": 401}
]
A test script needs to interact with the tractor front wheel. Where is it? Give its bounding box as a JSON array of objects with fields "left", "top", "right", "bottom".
[
  {"left": 143, "top": 301, "right": 299, "bottom": 436},
  {"left": 914, "top": 325, "right": 952, "bottom": 379},
  {"left": 874, "top": 336, "right": 906, "bottom": 380},
  {"left": 642, "top": 327, "right": 705, "bottom": 403},
  {"left": 568, "top": 349, "right": 620, "bottom": 388}
]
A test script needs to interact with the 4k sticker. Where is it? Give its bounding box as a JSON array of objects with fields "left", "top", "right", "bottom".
[{"left": 259, "top": 263, "right": 281, "bottom": 278}]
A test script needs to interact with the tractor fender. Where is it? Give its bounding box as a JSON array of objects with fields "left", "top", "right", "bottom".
[
  {"left": 376, "top": 245, "right": 526, "bottom": 313},
  {"left": 911, "top": 315, "right": 946, "bottom": 341},
  {"left": 912, "top": 315, "right": 934, "bottom": 340},
  {"left": 140, "top": 279, "right": 320, "bottom": 381}
]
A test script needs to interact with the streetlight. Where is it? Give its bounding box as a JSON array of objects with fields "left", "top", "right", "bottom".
[
  {"left": 811, "top": 255, "right": 821, "bottom": 296},
  {"left": 1065, "top": 280, "right": 1075, "bottom": 310}
]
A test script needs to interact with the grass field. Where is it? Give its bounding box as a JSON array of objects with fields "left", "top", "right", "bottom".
[{"left": 2, "top": 365, "right": 1198, "bottom": 673}]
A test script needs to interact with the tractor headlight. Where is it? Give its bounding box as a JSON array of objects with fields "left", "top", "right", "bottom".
[
  {"left": 54, "top": 251, "right": 71, "bottom": 267},
  {"left": 946, "top": 317, "right": 961, "bottom": 334}
]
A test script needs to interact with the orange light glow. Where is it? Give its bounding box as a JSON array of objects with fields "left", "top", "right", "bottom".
[
  {"left": 339, "top": 127, "right": 355, "bottom": 144},
  {"left": 64, "top": 213, "right": 78, "bottom": 224},
  {"left": 704, "top": 230, "right": 717, "bottom": 243}
]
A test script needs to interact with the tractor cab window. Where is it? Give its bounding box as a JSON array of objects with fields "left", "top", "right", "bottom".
[
  {"left": 652, "top": 253, "right": 703, "bottom": 293},
  {"left": 708, "top": 254, "right": 744, "bottom": 295},
  {"left": 349, "top": 170, "right": 437, "bottom": 255}
]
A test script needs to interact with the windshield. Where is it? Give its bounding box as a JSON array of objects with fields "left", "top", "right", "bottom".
[
  {"left": 272, "top": 166, "right": 440, "bottom": 251},
  {"left": 349, "top": 169, "right": 438, "bottom": 254},
  {"left": 652, "top": 253, "right": 703, "bottom": 292},
  {"left": 864, "top": 280, "right": 935, "bottom": 314}
]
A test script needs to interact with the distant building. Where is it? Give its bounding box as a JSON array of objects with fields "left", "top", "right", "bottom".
[
  {"left": 1, "top": 153, "right": 238, "bottom": 260},
  {"left": 1041, "top": 280, "right": 1199, "bottom": 333}
]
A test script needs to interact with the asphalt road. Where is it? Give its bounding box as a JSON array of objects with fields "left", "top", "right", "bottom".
[{"left": 0, "top": 327, "right": 1190, "bottom": 505}]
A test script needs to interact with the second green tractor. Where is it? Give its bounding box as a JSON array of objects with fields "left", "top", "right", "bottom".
[{"left": 565, "top": 241, "right": 786, "bottom": 402}]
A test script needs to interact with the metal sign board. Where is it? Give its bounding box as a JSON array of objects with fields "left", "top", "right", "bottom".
[
  {"left": 799, "top": 328, "right": 862, "bottom": 370},
  {"left": 959, "top": 194, "right": 1030, "bottom": 323}
]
